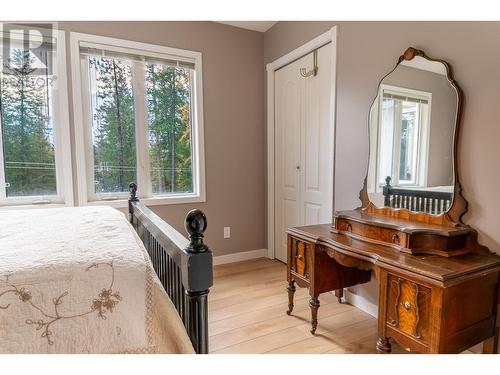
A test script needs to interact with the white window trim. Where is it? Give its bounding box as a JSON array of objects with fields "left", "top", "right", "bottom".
[
  {"left": 375, "top": 84, "right": 432, "bottom": 190},
  {"left": 0, "top": 27, "right": 73, "bottom": 209},
  {"left": 70, "top": 32, "right": 206, "bottom": 208}
]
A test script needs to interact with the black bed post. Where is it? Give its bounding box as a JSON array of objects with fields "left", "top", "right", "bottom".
[
  {"left": 383, "top": 176, "right": 392, "bottom": 207},
  {"left": 128, "top": 182, "right": 139, "bottom": 224},
  {"left": 183, "top": 209, "right": 213, "bottom": 354}
]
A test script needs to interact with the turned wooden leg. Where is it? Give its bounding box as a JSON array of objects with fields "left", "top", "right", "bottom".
[
  {"left": 335, "top": 288, "right": 344, "bottom": 304},
  {"left": 309, "top": 296, "right": 320, "bottom": 334},
  {"left": 376, "top": 337, "right": 392, "bottom": 353},
  {"left": 286, "top": 280, "right": 296, "bottom": 315}
]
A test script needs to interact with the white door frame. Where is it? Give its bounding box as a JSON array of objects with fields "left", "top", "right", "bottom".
[{"left": 266, "top": 26, "right": 338, "bottom": 259}]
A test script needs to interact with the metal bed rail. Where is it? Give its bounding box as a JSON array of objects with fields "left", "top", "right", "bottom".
[
  {"left": 128, "top": 183, "right": 213, "bottom": 354},
  {"left": 383, "top": 176, "right": 453, "bottom": 215}
]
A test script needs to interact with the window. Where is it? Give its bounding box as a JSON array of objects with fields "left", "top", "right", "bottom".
[
  {"left": 71, "top": 33, "right": 205, "bottom": 206},
  {"left": 398, "top": 100, "right": 419, "bottom": 184},
  {"left": 377, "top": 85, "right": 431, "bottom": 188},
  {"left": 0, "top": 25, "right": 73, "bottom": 207},
  {"left": 87, "top": 55, "right": 137, "bottom": 195}
]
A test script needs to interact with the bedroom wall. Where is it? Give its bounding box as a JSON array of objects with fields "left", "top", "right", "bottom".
[
  {"left": 264, "top": 21, "right": 500, "bottom": 351},
  {"left": 54, "top": 21, "right": 266, "bottom": 258}
]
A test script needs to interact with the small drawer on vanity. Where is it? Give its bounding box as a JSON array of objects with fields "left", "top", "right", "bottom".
[
  {"left": 289, "top": 237, "right": 313, "bottom": 281},
  {"left": 336, "top": 218, "right": 407, "bottom": 247},
  {"left": 385, "top": 274, "right": 431, "bottom": 344}
]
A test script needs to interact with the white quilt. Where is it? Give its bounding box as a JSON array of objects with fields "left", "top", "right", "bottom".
[{"left": 0, "top": 206, "right": 194, "bottom": 354}]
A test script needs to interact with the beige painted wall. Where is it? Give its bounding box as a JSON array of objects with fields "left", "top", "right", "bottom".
[
  {"left": 264, "top": 22, "right": 500, "bottom": 352},
  {"left": 57, "top": 21, "right": 266, "bottom": 257}
]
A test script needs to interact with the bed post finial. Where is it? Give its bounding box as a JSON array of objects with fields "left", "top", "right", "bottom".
[
  {"left": 383, "top": 176, "right": 392, "bottom": 207},
  {"left": 128, "top": 182, "right": 139, "bottom": 224},
  {"left": 184, "top": 209, "right": 208, "bottom": 253},
  {"left": 184, "top": 208, "right": 212, "bottom": 353},
  {"left": 128, "top": 182, "right": 139, "bottom": 202}
]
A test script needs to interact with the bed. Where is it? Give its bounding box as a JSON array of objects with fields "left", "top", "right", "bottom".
[
  {"left": 0, "top": 183, "right": 212, "bottom": 354},
  {"left": 382, "top": 176, "right": 453, "bottom": 214}
]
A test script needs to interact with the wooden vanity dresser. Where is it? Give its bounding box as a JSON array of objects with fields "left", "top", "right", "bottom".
[
  {"left": 287, "top": 217, "right": 500, "bottom": 354},
  {"left": 285, "top": 47, "right": 500, "bottom": 354}
]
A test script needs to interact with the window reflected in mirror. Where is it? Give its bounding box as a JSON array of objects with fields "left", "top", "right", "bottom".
[{"left": 378, "top": 86, "right": 430, "bottom": 187}]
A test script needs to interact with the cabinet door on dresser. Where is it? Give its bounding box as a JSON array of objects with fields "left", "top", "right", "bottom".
[
  {"left": 380, "top": 268, "right": 500, "bottom": 354},
  {"left": 288, "top": 236, "right": 313, "bottom": 283},
  {"left": 386, "top": 275, "right": 432, "bottom": 344},
  {"left": 380, "top": 271, "right": 436, "bottom": 353}
]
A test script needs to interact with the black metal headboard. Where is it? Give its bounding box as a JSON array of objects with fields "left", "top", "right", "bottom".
[
  {"left": 382, "top": 176, "right": 453, "bottom": 215},
  {"left": 127, "top": 183, "right": 213, "bottom": 354}
]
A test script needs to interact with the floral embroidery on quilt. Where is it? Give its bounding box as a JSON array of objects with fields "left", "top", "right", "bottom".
[{"left": 0, "top": 262, "right": 122, "bottom": 345}]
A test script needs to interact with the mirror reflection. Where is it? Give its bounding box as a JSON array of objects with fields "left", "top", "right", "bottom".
[{"left": 367, "top": 56, "right": 457, "bottom": 215}]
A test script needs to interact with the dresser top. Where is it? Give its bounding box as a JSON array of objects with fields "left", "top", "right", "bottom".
[
  {"left": 335, "top": 210, "right": 471, "bottom": 236},
  {"left": 288, "top": 224, "right": 500, "bottom": 284}
]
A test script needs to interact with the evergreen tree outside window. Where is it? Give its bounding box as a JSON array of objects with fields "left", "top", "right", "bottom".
[
  {"left": 1, "top": 48, "right": 57, "bottom": 197},
  {"left": 0, "top": 25, "right": 73, "bottom": 207},
  {"left": 88, "top": 56, "right": 137, "bottom": 194},
  {"left": 146, "top": 63, "right": 193, "bottom": 195},
  {"left": 72, "top": 33, "right": 204, "bottom": 206}
]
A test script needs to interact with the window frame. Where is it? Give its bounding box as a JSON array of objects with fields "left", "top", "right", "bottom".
[
  {"left": 0, "top": 26, "right": 73, "bottom": 208},
  {"left": 375, "top": 84, "right": 432, "bottom": 190},
  {"left": 70, "top": 32, "right": 206, "bottom": 207},
  {"left": 396, "top": 100, "right": 420, "bottom": 185}
]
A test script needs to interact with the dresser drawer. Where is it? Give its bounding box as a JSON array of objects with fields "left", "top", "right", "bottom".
[
  {"left": 289, "top": 237, "right": 313, "bottom": 281},
  {"left": 337, "top": 218, "right": 407, "bottom": 247},
  {"left": 385, "top": 274, "right": 431, "bottom": 344}
]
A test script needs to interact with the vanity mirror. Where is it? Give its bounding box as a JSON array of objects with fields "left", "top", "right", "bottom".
[
  {"left": 334, "top": 47, "right": 476, "bottom": 257},
  {"left": 360, "top": 47, "right": 467, "bottom": 224}
]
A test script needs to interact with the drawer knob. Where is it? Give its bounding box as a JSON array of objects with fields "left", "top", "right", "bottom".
[
  {"left": 392, "top": 233, "right": 401, "bottom": 245},
  {"left": 297, "top": 254, "right": 304, "bottom": 261},
  {"left": 344, "top": 223, "right": 352, "bottom": 232},
  {"left": 403, "top": 300, "right": 411, "bottom": 310}
]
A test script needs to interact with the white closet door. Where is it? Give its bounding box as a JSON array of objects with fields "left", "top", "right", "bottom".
[
  {"left": 275, "top": 44, "right": 333, "bottom": 263},
  {"left": 275, "top": 55, "right": 304, "bottom": 263},
  {"left": 300, "top": 45, "right": 333, "bottom": 226}
]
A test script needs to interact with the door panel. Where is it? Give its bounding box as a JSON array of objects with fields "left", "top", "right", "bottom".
[
  {"left": 304, "top": 202, "right": 322, "bottom": 226},
  {"left": 304, "top": 86, "right": 321, "bottom": 192},
  {"left": 275, "top": 44, "right": 333, "bottom": 263},
  {"left": 284, "top": 199, "right": 299, "bottom": 223},
  {"left": 283, "top": 81, "right": 300, "bottom": 191},
  {"left": 301, "top": 46, "right": 333, "bottom": 226}
]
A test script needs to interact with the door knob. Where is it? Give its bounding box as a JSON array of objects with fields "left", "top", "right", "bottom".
[{"left": 296, "top": 165, "right": 301, "bottom": 170}]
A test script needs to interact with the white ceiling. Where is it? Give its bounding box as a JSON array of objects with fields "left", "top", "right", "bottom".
[{"left": 216, "top": 21, "right": 277, "bottom": 32}]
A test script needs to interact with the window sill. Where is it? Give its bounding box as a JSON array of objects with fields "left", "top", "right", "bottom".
[{"left": 85, "top": 194, "right": 206, "bottom": 209}]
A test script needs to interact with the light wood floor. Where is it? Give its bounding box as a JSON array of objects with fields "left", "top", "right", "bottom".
[{"left": 208, "top": 258, "right": 406, "bottom": 354}]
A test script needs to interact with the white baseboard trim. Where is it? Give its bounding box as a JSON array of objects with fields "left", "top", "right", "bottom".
[
  {"left": 344, "top": 290, "right": 378, "bottom": 318},
  {"left": 213, "top": 248, "right": 268, "bottom": 266}
]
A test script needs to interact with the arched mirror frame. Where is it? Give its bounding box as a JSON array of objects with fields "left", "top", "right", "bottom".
[{"left": 358, "top": 47, "right": 467, "bottom": 227}]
